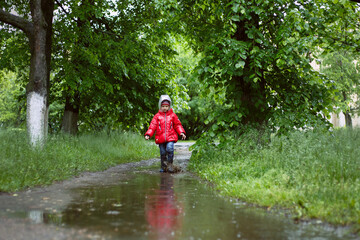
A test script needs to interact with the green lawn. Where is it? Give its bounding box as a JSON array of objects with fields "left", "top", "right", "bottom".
[
  {"left": 0, "top": 129, "right": 158, "bottom": 192},
  {"left": 189, "top": 128, "right": 360, "bottom": 228}
]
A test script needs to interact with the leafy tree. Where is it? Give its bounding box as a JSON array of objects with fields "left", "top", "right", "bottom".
[
  {"left": 1, "top": 0, "right": 187, "bottom": 138},
  {"left": 320, "top": 51, "right": 360, "bottom": 127},
  {"left": 51, "top": 0, "right": 183, "bottom": 134},
  {"left": 160, "top": 0, "right": 360, "bottom": 143},
  {"left": 3, "top": 0, "right": 360, "bottom": 145},
  {"left": 311, "top": 0, "right": 360, "bottom": 128}
]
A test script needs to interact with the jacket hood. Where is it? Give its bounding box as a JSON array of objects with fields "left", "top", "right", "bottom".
[{"left": 158, "top": 95, "right": 172, "bottom": 109}]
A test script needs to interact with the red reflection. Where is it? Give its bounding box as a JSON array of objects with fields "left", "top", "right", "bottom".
[{"left": 145, "top": 174, "right": 183, "bottom": 239}]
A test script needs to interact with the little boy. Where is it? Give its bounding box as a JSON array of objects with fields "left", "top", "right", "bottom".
[{"left": 145, "top": 95, "right": 186, "bottom": 173}]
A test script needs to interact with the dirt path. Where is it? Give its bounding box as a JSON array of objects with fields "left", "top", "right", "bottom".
[{"left": 0, "top": 142, "right": 193, "bottom": 240}]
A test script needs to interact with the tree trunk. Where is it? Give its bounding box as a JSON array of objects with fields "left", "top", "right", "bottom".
[
  {"left": 60, "top": 1, "right": 92, "bottom": 135},
  {"left": 0, "top": 0, "right": 54, "bottom": 146},
  {"left": 344, "top": 110, "right": 353, "bottom": 128},
  {"left": 61, "top": 94, "right": 80, "bottom": 134},
  {"left": 232, "top": 18, "right": 268, "bottom": 126},
  {"left": 342, "top": 92, "right": 353, "bottom": 128},
  {"left": 26, "top": 0, "right": 54, "bottom": 146}
]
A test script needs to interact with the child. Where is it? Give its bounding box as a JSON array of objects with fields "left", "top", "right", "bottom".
[{"left": 145, "top": 95, "right": 186, "bottom": 173}]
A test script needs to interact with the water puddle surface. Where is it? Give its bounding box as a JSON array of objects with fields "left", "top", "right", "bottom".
[{"left": 34, "top": 172, "right": 355, "bottom": 240}]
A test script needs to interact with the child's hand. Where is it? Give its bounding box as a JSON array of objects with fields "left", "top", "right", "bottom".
[
  {"left": 145, "top": 135, "right": 150, "bottom": 140},
  {"left": 180, "top": 133, "right": 186, "bottom": 140}
]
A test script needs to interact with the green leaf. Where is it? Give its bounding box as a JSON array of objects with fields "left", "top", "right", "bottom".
[
  {"left": 232, "top": 4, "right": 240, "bottom": 13},
  {"left": 235, "top": 61, "right": 245, "bottom": 69},
  {"left": 231, "top": 15, "right": 240, "bottom": 22}
]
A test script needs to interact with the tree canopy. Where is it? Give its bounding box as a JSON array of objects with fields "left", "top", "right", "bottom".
[{"left": 1, "top": 0, "right": 360, "bottom": 144}]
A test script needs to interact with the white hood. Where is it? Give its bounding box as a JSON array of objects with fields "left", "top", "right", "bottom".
[{"left": 158, "top": 95, "right": 172, "bottom": 109}]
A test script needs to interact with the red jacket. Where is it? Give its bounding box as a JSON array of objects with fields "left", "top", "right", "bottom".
[{"left": 145, "top": 109, "right": 185, "bottom": 144}]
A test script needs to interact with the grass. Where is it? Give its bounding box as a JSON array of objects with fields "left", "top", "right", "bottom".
[
  {"left": 189, "top": 128, "right": 360, "bottom": 227},
  {"left": 0, "top": 129, "right": 158, "bottom": 192}
]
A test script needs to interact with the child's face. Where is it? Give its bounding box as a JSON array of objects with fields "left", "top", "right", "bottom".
[{"left": 160, "top": 105, "right": 170, "bottom": 112}]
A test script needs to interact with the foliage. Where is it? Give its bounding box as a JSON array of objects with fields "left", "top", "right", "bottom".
[
  {"left": 2, "top": 0, "right": 360, "bottom": 138},
  {"left": 0, "top": 23, "right": 30, "bottom": 72},
  {"left": 159, "top": 0, "right": 360, "bottom": 140},
  {"left": 320, "top": 50, "right": 360, "bottom": 116},
  {"left": 0, "top": 14, "right": 30, "bottom": 128},
  {"left": 199, "top": 0, "right": 339, "bottom": 136},
  {"left": 0, "top": 70, "right": 26, "bottom": 127},
  {"left": 172, "top": 41, "right": 210, "bottom": 139},
  {"left": 189, "top": 128, "right": 360, "bottom": 226},
  {"left": 312, "top": 0, "right": 360, "bottom": 54},
  {"left": 48, "top": 0, "right": 186, "bottom": 133},
  {"left": 1, "top": 0, "right": 188, "bottom": 135},
  {"left": 0, "top": 129, "right": 158, "bottom": 192}
]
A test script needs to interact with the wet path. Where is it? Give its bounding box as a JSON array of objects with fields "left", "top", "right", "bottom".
[
  {"left": 44, "top": 173, "right": 357, "bottom": 240},
  {"left": 0, "top": 143, "right": 358, "bottom": 240}
]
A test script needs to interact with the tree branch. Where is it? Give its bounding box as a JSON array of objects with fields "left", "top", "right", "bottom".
[
  {"left": 54, "top": 0, "right": 78, "bottom": 24},
  {"left": 54, "top": 0, "right": 123, "bottom": 41},
  {"left": 0, "top": 9, "right": 33, "bottom": 37}
]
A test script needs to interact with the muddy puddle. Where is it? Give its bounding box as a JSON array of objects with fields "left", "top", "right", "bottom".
[
  {"left": 0, "top": 143, "right": 358, "bottom": 240},
  {"left": 33, "top": 173, "right": 358, "bottom": 240}
]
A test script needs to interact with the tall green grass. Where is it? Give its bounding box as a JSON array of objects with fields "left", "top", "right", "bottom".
[
  {"left": 189, "top": 128, "right": 360, "bottom": 226},
  {"left": 0, "top": 129, "right": 158, "bottom": 192}
]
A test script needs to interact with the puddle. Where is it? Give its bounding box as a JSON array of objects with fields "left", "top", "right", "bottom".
[{"left": 14, "top": 173, "right": 356, "bottom": 240}]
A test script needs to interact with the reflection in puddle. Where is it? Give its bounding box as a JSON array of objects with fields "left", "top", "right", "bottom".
[
  {"left": 145, "top": 174, "right": 183, "bottom": 240},
  {"left": 28, "top": 210, "right": 44, "bottom": 224}
]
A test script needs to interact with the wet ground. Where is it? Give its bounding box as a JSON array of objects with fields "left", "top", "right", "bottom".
[{"left": 0, "top": 142, "right": 358, "bottom": 240}]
